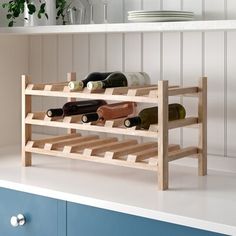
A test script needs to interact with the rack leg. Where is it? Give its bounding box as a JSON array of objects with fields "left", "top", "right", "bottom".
[
  {"left": 67, "top": 72, "right": 77, "bottom": 134},
  {"left": 198, "top": 77, "right": 207, "bottom": 176},
  {"left": 157, "top": 80, "right": 169, "bottom": 190},
  {"left": 22, "top": 75, "right": 32, "bottom": 166}
]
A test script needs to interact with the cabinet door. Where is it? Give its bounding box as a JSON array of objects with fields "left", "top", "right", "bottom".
[
  {"left": 0, "top": 188, "right": 65, "bottom": 236},
  {"left": 67, "top": 202, "right": 227, "bottom": 236}
]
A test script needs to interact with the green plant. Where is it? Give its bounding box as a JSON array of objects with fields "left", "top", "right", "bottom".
[
  {"left": 2, "top": 0, "right": 68, "bottom": 27},
  {"left": 2, "top": 0, "right": 48, "bottom": 27},
  {"left": 56, "top": 0, "right": 68, "bottom": 25}
]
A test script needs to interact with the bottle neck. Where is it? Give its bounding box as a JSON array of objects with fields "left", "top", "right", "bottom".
[
  {"left": 82, "top": 112, "right": 100, "bottom": 123},
  {"left": 124, "top": 116, "right": 142, "bottom": 128},
  {"left": 46, "top": 108, "right": 63, "bottom": 117},
  {"left": 68, "top": 81, "right": 84, "bottom": 91},
  {"left": 87, "top": 81, "right": 104, "bottom": 90}
]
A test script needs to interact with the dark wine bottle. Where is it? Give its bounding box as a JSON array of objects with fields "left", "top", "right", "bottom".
[
  {"left": 46, "top": 100, "right": 107, "bottom": 117},
  {"left": 81, "top": 102, "right": 137, "bottom": 123},
  {"left": 124, "top": 104, "right": 186, "bottom": 130},
  {"left": 68, "top": 72, "right": 112, "bottom": 91},
  {"left": 87, "top": 72, "right": 150, "bottom": 91}
]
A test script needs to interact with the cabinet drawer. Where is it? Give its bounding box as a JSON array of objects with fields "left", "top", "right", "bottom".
[
  {"left": 0, "top": 188, "right": 62, "bottom": 236},
  {"left": 67, "top": 202, "right": 227, "bottom": 236}
]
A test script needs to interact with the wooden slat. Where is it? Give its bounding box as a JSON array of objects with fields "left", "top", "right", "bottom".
[
  {"left": 25, "top": 89, "right": 158, "bottom": 103},
  {"left": 25, "top": 117, "right": 159, "bottom": 138},
  {"left": 25, "top": 146, "right": 157, "bottom": 171},
  {"left": 127, "top": 144, "right": 180, "bottom": 163},
  {"left": 168, "top": 86, "right": 199, "bottom": 96},
  {"left": 127, "top": 147, "right": 158, "bottom": 163},
  {"left": 104, "top": 118, "right": 125, "bottom": 128},
  {"left": 127, "top": 86, "right": 158, "bottom": 96},
  {"left": 83, "top": 139, "right": 138, "bottom": 156},
  {"left": 198, "top": 77, "right": 207, "bottom": 176},
  {"left": 168, "top": 117, "right": 198, "bottom": 129},
  {"left": 64, "top": 137, "right": 118, "bottom": 153},
  {"left": 168, "top": 147, "right": 198, "bottom": 162},
  {"left": 157, "top": 80, "right": 169, "bottom": 190},
  {"left": 148, "top": 157, "right": 158, "bottom": 166},
  {"left": 26, "top": 112, "right": 45, "bottom": 120},
  {"left": 31, "top": 133, "right": 80, "bottom": 147},
  {"left": 27, "top": 82, "right": 68, "bottom": 91},
  {"left": 44, "top": 135, "right": 98, "bottom": 150},
  {"left": 105, "top": 142, "right": 157, "bottom": 160},
  {"left": 22, "top": 75, "right": 32, "bottom": 166},
  {"left": 63, "top": 115, "right": 82, "bottom": 123}
]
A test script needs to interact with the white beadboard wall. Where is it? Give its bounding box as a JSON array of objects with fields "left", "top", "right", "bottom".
[
  {"left": 0, "top": 36, "right": 28, "bottom": 146},
  {"left": 13, "top": 0, "right": 236, "bottom": 165}
]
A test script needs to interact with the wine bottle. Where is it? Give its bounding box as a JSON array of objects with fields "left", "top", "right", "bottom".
[
  {"left": 68, "top": 72, "right": 112, "bottom": 91},
  {"left": 124, "top": 104, "right": 186, "bottom": 130},
  {"left": 87, "top": 72, "right": 150, "bottom": 91},
  {"left": 81, "top": 102, "right": 137, "bottom": 123},
  {"left": 46, "top": 100, "right": 107, "bottom": 117}
]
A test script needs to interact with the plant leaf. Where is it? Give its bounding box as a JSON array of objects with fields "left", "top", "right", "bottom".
[
  {"left": 40, "top": 3, "right": 46, "bottom": 10},
  {"left": 8, "top": 21, "right": 14, "bottom": 27},
  {"left": 6, "top": 14, "right": 12, "bottom": 19},
  {"left": 27, "top": 4, "right": 36, "bottom": 14}
]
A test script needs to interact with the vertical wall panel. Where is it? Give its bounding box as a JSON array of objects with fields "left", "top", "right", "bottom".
[
  {"left": 57, "top": 35, "right": 73, "bottom": 134},
  {"left": 142, "top": 33, "right": 161, "bottom": 84},
  {"left": 29, "top": 36, "right": 43, "bottom": 134},
  {"left": 227, "top": 0, "right": 236, "bottom": 157},
  {"left": 162, "top": 32, "right": 181, "bottom": 145},
  {"left": 108, "top": 0, "right": 123, "bottom": 23},
  {"left": 183, "top": 0, "right": 202, "bottom": 20},
  {"left": 73, "top": 34, "right": 90, "bottom": 137},
  {"left": 227, "top": 32, "right": 236, "bottom": 157},
  {"left": 204, "top": 2, "right": 225, "bottom": 155},
  {"left": 107, "top": 34, "right": 123, "bottom": 71},
  {"left": 42, "top": 35, "right": 58, "bottom": 135},
  {"left": 0, "top": 36, "right": 28, "bottom": 147},
  {"left": 124, "top": 33, "right": 141, "bottom": 72},
  {"left": 204, "top": 32, "right": 225, "bottom": 155},
  {"left": 182, "top": 1, "right": 203, "bottom": 148},
  {"left": 124, "top": 0, "right": 141, "bottom": 23},
  {"left": 162, "top": 0, "right": 182, "bottom": 145},
  {"left": 73, "top": 34, "right": 89, "bottom": 81},
  {"left": 143, "top": 0, "right": 160, "bottom": 10},
  {"left": 143, "top": 0, "right": 161, "bottom": 84},
  {"left": 90, "top": 34, "right": 106, "bottom": 71},
  {"left": 58, "top": 35, "right": 73, "bottom": 82},
  {"left": 204, "top": 0, "right": 225, "bottom": 20},
  {"left": 227, "top": 0, "right": 236, "bottom": 19},
  {"left": 182, "top": 32, "right": 202, "bottom": 147}
]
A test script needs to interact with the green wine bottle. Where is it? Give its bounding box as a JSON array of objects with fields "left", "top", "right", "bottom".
[
  {"left": 124, "top": 104, "right": 186, "bottom": 130},
  {"left": 87, "top": 72, "right": 150, "bottom": 90}
]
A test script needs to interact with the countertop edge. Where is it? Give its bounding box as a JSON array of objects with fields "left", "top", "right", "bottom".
[{"left": 0, "top": 179, "right": 234, "bottom": 235}]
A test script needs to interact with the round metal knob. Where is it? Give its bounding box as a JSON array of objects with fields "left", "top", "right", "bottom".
[{"left": 10, "top": 214, "right": 26, "bottom": 227}]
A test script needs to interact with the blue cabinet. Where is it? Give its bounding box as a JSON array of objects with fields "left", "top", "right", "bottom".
[
  {"left": 0, "top": 188, "right": 228, "bottom": 236},
  {"left": 0, "top": 188, "right": 66, "bottom": 236},
  {"left": 67, "top": 202, "right": 228, "bottom": 236}
]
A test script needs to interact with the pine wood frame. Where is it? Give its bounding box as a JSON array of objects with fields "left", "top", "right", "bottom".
[{"left": 22, "top": 73, "right": 207, "bottom": 190}]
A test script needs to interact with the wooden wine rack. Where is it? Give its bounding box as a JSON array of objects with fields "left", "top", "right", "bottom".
[{"left": 22, "top": 72, "right": 207, "bottom": 190}]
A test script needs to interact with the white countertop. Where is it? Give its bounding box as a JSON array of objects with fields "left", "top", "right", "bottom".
[{"left": 0, "top": 146, "right": 235, "bottom": 235}]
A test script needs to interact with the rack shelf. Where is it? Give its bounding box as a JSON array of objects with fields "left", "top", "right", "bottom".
[
  {"left": 1, "top": 20, "right": 236, "bottom": 35},
  {"left": 22, "top": 73, "right": 207, "bottom": 190},
  {"left": 25, "top": 112, "right": 198, "bottom": 138},
  {"left": 25, "top": 81, "right": 199, "bottom": 103}
]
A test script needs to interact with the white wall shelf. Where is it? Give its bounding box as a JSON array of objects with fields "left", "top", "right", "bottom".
[{"left": 1, "top": 20, "right": 236, "bottom": 35}]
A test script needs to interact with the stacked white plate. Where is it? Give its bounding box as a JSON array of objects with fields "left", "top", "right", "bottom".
[{"left": 128, "top": 10, "right": 194, "bottom": 22}]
